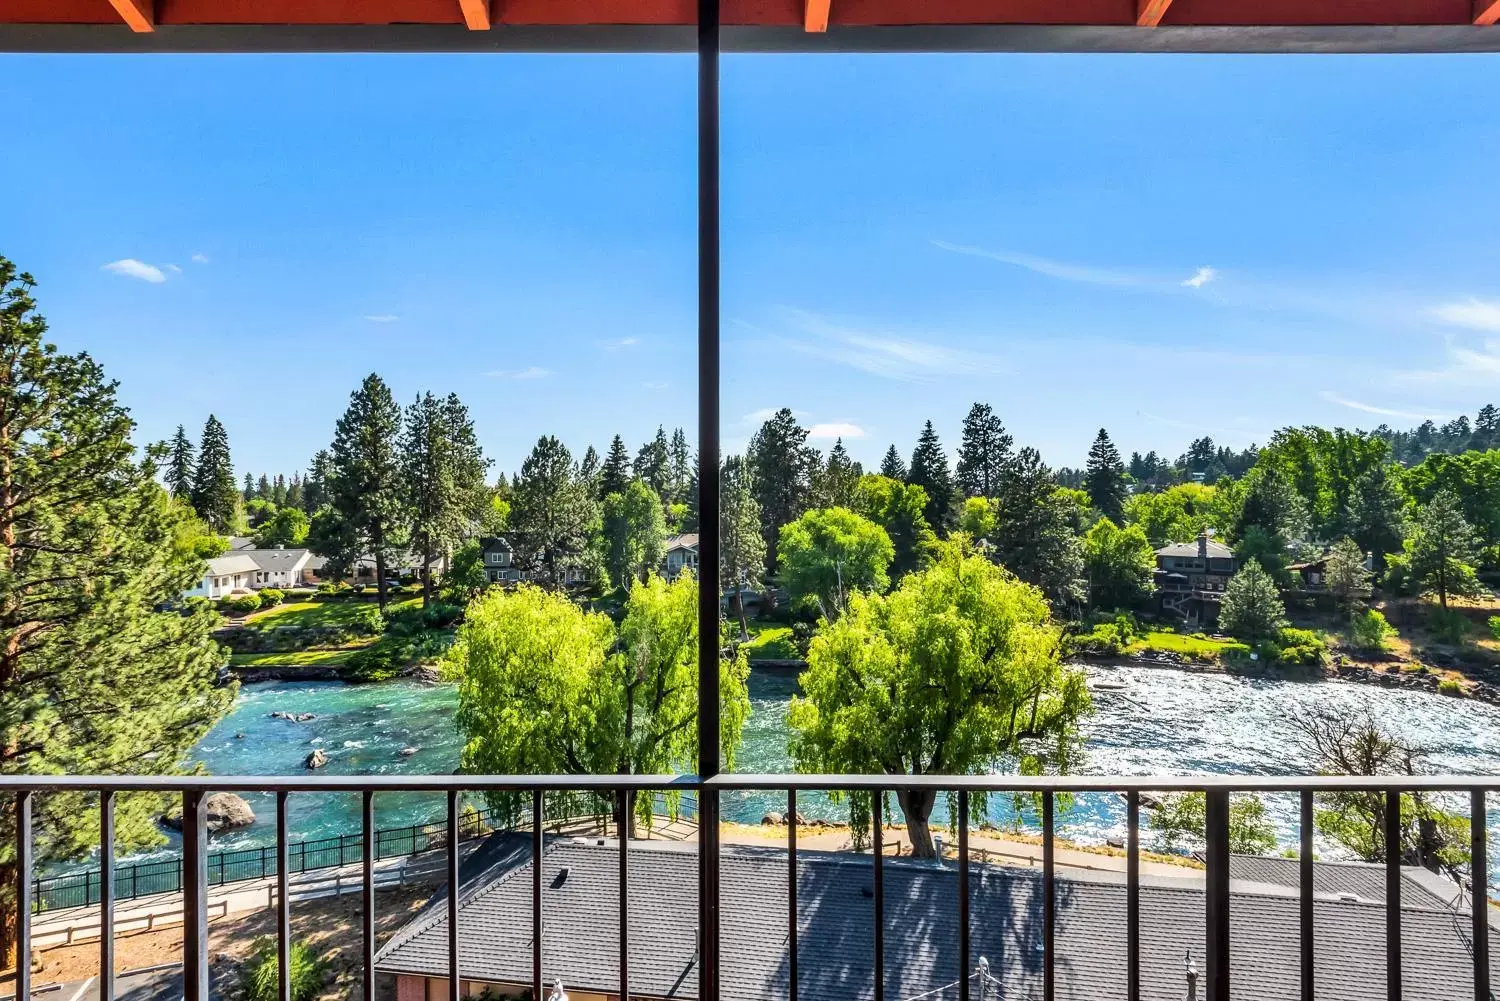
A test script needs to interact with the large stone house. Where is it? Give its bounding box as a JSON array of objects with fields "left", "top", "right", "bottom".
[{"left": 1154, "top": 530, "right": 1239, "bottom": 625}]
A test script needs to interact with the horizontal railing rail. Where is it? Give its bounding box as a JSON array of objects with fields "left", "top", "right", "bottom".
[{"left": 3, "top": 773, "right": 1495, "bottom": 1001}]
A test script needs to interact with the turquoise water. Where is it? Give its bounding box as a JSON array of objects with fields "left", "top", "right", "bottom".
[{"left": 176, "top": 667, "right": 1500, "bottom": 858}]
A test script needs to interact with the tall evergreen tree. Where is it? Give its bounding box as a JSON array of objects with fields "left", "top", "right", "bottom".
[
  {"left": 634, "top": 426, "right": 672, "bottom": 498},
  {"left": 1476, "top": 404, "right": 1500, "bottom": 451},
  {"left": 285, "top": 474, "right": 304, "bottom": 511},
  {"left": 403, "top": 391, "right": 491, "bottom": 605},
  {"left": 0, "top": 259, "right": 231, "bottom": 955},
  {"left": 907, "top": 421, "right": 955, "bottom": 533},
  {"left": 302, "top": 449, "right": 333, "bottom": 513},
  {"left": 814, "top": 438, "right": 862, "bottom": 509},
  {"left": 879, "top": 444, "right": 908, "bottom": 481},
  {"left": 1084, "top": 428, "right": 1128, "bottom": 523},
  {"left": 256, "top": 473, "right": 271, "bottom": 501},
  {"left": 578, "top": 445, "right": 602, "bottom": 498},
  {"left": 1399, "top": 489, "right": 1482, "bottom": 609},
  {"left": 989, "top": 447, "right": 1087, "bottom": 610},
  {"left": 510, "top": 435, "right": 597, "bottom": 587},
  {"left": 190, "top": 414, "right": 239, "bottom": 533},
  {"left": 747, "top": 408, "right": 818, "bottom": 572},
  {"left": 327, "top": 374, "right": 407, "bottom": 612},
  {"left": 165, "top": 425, "right": 195, "bottom": 499},
  {"left": 600, "top": 435, "right": 632, "bottom": 499},
  {"left": 721, "top": 456, "right": 767, "bottom": 639},
  {"left": 242, "top": 472, "right": 255, "bottom": 502},
  {"left": 272, "top": 473, "right": 288, "bottom": 507},
  {"left": 955, "top": 402, "right": 1013, "bottom": 498},
  {"left": 668, "top": 427, "right": 692, "bottom": 506}
]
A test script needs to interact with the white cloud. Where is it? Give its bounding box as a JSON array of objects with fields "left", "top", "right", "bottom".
[
  {"left": 1182, "top": 266, "right": 1218, "bottom": 289},
  {"left": 487, "top": 366, "right": 552, "bottom": 380},
  {"left": 599, "top": 336, "right": 640, "bottom": 350},
  {"left": 102, "top": 259, "right": 167, "bottom": 284},
  {"left": 165, "top": 263, "right": 183, "bottom": 275},
  {"left": 808, "top": 422, "right": 867, "bottom": 440},
  {"left": 1318, "top": 391, "right": 1452, "bottom": 423},
  {"left": 932, "top": 240, "right": 1141, "bottom": 287},
  {"left": 363, "top": 314, "right": 400, "bottom": 324},
  {"left": 1431, "top": 298, "right": 1500, "bottom": 333},
  {"left": 191, "top": 253, "right": 210, "bottom": 264},
  {"left": 777, "top": 309, "right": 1006, "bottom": 382},
  {"left": 643, "top": 380, "right": 669, "bottom": 390}
]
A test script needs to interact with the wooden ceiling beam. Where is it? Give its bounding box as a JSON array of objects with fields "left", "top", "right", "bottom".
[
  {"left": 805, "top": 0, "right": 831, "bottom": 31},
  {"left": 1477, "top": 0, "right": 1500, "bottom": 24},
  {"left": 459, "top": 0, "right": 491, "bottom": 29},
  {"left": 106, "top": 0, "right": 153, "bottom": 31},
  {"left": 1137, "top": 0, "right": 1173, "bottom": 26}
]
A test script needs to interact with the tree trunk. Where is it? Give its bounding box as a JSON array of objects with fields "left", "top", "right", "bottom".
[
  {"left": 613, "top": 789, "right": 639, "bottom": 841},
  {"left": 897, "top": 788, "right": 939, "bottom": 858},
  {"left": 421, "top": 540, "right": 433, "bottom": 609},
  {"left": 735, "top": 590, "right": 748, "bottom": 642},
  {"left": 373, "top": 525, "right": 388, "bottom": 614},
  {"left": 0, "top": 863, "right": 18, "bottom": 971}
]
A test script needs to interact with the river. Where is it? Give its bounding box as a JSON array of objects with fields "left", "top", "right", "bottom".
[{"left": 180, "top": 665, "right": 1500, "bottom": 861}]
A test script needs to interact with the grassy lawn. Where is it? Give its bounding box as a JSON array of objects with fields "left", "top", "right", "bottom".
[
  {"left": 1127, "top": 630, "right": 1248, "bottom": 660},
  {"left": 243, "top": 597, "right": 421, "bottom": 629},
  {"left": 227, "top": 645, "right": 370, "bottom": 667},
  {"left": 741, "top": 624, "right": 799, "bottom": 660}
]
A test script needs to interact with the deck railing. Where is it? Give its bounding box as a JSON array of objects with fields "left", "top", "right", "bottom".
[{"left": 2, "top": 772, "right": 1495, "bottom": 1001}]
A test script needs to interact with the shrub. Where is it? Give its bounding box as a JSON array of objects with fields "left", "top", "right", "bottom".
[
  {"left": 1489, "top": 614, "right": 1500, "bottom": 642},
  {"left": 1350, "top": 609, "right": 1396, "bottom": 653},
  {"left": 423, "top": 602, "right": 463, "bottom": 629},
  {"left": 343, "top": 642, "right": 405, "bottom": 682},
  {"left": 1429, "top": 606, "right": 1470, "bottom": 645},
  {"left": 257, "top": 588, "right": 285, "bottom": 607},
  {"left": 349, "top": 604, "right": 385, "bottom": 636},
  {"left": 224, "top": 593, "right": 262, "bottom": 615},
  {"left": 1273, "top": 627, "right": 1327, "bottom": 666},
  {"left": 315, "top": 581, "right": 348, "bottom": 599},
  {"left": 242, "top": 937, "right": 325, "bottom": 1001},
  {"left": 1439, "top": 678, "right": 1466, "bottom": 697},
  {"left": 1068, "top": 619, "right": 1134, "bottom": 657}
]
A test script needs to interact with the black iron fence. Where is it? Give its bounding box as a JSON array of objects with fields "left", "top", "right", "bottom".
[{"left": 3, "top": 773, "right": 1496, "bottom": 1001}]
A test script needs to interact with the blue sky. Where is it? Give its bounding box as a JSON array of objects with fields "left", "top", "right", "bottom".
[{"left": 3, "top": 52, "right": 1500, "bottom": 479}]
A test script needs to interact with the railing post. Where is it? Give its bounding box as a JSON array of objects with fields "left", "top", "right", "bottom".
[
  {"left": 101, "top": 789, "right": 115, "bottom": 1001},
  {"left": 182, "top": 790, "right": 209, "bottom": 1001},
  {"left": 1473, "top": 789, "right": 1490, "bottom": 1001},
  {"left": 788, "top": 788, "right": 798, "bottom": 1001},
  {"left": 1127, "top": 790, "right": 1140, "bottom": 1001},
  {"left": 1385, "top": 790, "right": 1402, "bottom": 1001},
  {"left": 619, "top": 788, "right": 630, "bottom": 1001},
  {"left": 446, "top": 789, "right": 459, "bottom": 1001},
  {"left": 1300, "top": 790, "right": 1314, "bottom": 1001},
  {"left": 532, "top": 788, "right": 543, "bottom": 1001},
  {"left": 364, "top": 791, "right": 376, "bottom": 1001},
  {"left": 873, "top": 791, "right": 883, "bottom": 1001},
  {"left": 1043, "top": 791, "right": 1055, "bottom": 1001},
  {"left": 958, "top": 790, "right": 969, "bottom": 1001},
  {"left": 277, "top": 791, "right": 290, "bottom": 1001},
  {"left": 1204, "top": 789, "right": 1231, "bottom": 1001},
  {"left": 15, "top": 790, "right": 33, "bottom": 1001}
]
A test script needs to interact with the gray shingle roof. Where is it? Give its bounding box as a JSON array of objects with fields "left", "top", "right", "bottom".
[
  {"left": 1227, "top": 853, "right": 1462, "bottom": 910},
  {"left": 205, "top": 554, "right": 259, "bottom": 576},
  {"left": 375, "top": 838, "right": 1493, "bottom": 1000},
  {"left": 238, "top": 548, "right": 311, "bottom": 573},
  {"left": 1155, "top": 540, "right": 1235, "bottom": 559}
]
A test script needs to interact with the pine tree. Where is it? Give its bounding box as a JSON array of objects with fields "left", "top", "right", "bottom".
[
  {"left": 634, "top": 426, "right": 672, "bottom": 497},
  {"left": 165, "top": 425, "right": 195, "bottom": 499},
  {"left": 190, "top": 415, "right": 239, "bottom": 532},
  {"left": 669, "top": 427, "right": 692, "bottom": 506},
  {"left": 747, "top": 408, "right": 818, "bottom": 572},
  {"left": 0, "top": 258, "right": 231, "bottom": 956},
  {"left": 815, "top": 439, "right": 862, "bottom": 509},
  {"left": 600, "top": 435, "right": 632, "bottom": 499},
  {"left": 327, "top": 374, "right": 408, "bottom": 612},
  {"left": 403, "top": 391, "right": 491, "bottom": 605},
  {"left": 990, "top": 447, "right": 1086, "bottom": 610},
  {"left": 955, "top": 402, "right": 1013, "bottom": 498},
  {"left": 242, "top": 472, "right": 255, "bottom": 502},
  {"left": 1347, "top": 463, "right": 1408, "bottom": 572},
  {"left": 256, "top": 473, "right": 271, "bottom": 501},
  {"left": 1220, "top": 560, "right": 1287, "bottom": 641},
  {"left": 1085, "top": 428, "right": 1128, "bottom": 523},
  {"left": 302, "top": 450, "right": 333, "bottom": 513},
  {"left": 879, "top": 444, "right": 908, "bottom": 481},
  {"left": 272, "top": 473, "right": 287, "bottom": 507},
  {"left": 721, "top": 456, "right": 766, "bottom": 639},
  {"left": 1402, "top": 489, "right": 1482, "bottom": 609},
  {"left": 1476, "top": 404, "right": 1500, "bottom": 451},
  {"left": 285, "top": 474, "right": 304, "bottom": 511},
  {"left": 578, "top": 445, "right": 602, "bottom": 498},
  {"left": 510, "top": 435, "right": 597, "bottom": 587},
  {"left": 907, "top": 421, "right": 955, "bottom": 533}
]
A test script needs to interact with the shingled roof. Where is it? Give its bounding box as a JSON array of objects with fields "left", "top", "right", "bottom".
[{"left": 375, "top": 837, "right": 1495, "bottom": 1000}]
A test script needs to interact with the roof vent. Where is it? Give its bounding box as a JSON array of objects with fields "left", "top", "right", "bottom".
[
  {"left": 1336, "top": 891, "right": 1360, "bottom": 902},
  {"left": 550, "top": 867, "right": 570, "bottom": 889}
]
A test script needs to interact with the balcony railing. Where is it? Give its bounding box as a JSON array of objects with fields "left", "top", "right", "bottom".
[{"left": 3, "top": 773, "right": 1495, "bottom": 1001}]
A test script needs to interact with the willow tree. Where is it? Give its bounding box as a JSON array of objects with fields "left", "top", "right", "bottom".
[
  {"left": 448, "top": 574, "right": 749, "bottom": 834},
  {"left": 0, "top": 258, "right": 231, "bottom": 960},
  {"left": 788, "top": 537, "right": 1091, "bottom": 857}
]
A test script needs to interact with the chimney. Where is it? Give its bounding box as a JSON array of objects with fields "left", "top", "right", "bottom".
[
  {"left": 1185, "top": 949, "right": 1199, "bottom": 1000},
  {"left": 1197, "top": 530, "right": 1209, "bottom": 559}
]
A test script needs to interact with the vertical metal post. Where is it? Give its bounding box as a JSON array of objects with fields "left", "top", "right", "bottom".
[
  {"left": 1301, "top": 790, "right": 1314, "bottom": 1001},
  {"left": 100, "top": 790, "right": 115, "bottom": 1001},
  {"left": 363, "top": 791, "right": 375, "bottom": 1001},
  {"left": 788, "top": 789, "right": 798, "bottom": 1001},
  {"left": 1127, "top": 791, "right": 1139, "bottom": 1001},
  {"left": 619, "top": 788, "right": 630, "bottom": 1001},
  {"left": 873, "top": 793, "right": 884, "bottom": 1001},
  {"left": 277, "top": 792, "right": 290, "bottom": 1001},
  {"left": 1386, "top": 790, "right": 1401, "bottom": 1001},
  {"left": 182, "top": 790, "right": 209, "bottom": 1001},
  {"left": 696, "top": 1, "right": 722, "bottom": 998},
  {"left": 447, "top": 790, "right": 459, "bottom": 1001},
  {"left": 958, "top": 790, "right": 970, "bottom": 1001},
  {"left": 533, "top": 788, "right": 544, "bottom": 1001},
  {"left": 1473, "top": 790, "right": 1490, "bottom": 1001},
  {"left": 15, "top": 790, "right": 32, "bottom": 1001},
  {"left": 1204, "top": 790, "right": 1231, "bottom": 1001},
  {"left": 1043, "top": 791, "right": 1055, "bottom": 1001}
]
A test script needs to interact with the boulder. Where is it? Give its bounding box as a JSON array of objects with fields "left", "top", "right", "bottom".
[
  {"left": 761, "top": 812, "right": 784, "bottom": 826},
  {"left": 399, "top": 746, "right": 420, "bottom": 757},
  {"left": 162, "top": 792, "right": 256, "bottom": 833},
  {"left": 305, "top": 748, "right": 329, "bottom": 770},
  {"left": 794, "top": 811, "right": 808, "bottom": 825}
]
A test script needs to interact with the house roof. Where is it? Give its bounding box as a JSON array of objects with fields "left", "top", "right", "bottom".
[
  {"left": 1155, "top": 539, "right": 1235, "bottom": 559},
  {"left": 227, "top": 536, "right": 256, "bottom": 551},
  {"left": 1226, "top": 854, "right": 1462, "bottom": 911},
  {"left": 374, "top": 838, "right": 1493, "bottom": 1000},
  {"left": 239, "top": 548, "right": 312, "bottom": 573},
  {"left": 665, "top": 533, "right": 699, "bottom": 553},
  {"left": 205, "top": 554, "right": 260, "bottom": 576},
  {"left": 479, "top": 536, "right": 513, "bottom": 553}
]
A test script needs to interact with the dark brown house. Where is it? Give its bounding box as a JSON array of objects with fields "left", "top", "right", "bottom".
[{"left": 1154, "top": 530, "right": 1239, "bottom": 626}]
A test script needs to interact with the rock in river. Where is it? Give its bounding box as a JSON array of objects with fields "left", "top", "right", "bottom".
[
  {"left": 162, "top": 792, "right": 256, "bottom": 833},
  {"left": 305, "top": 748, "right": 329, "bottom": 769},
  {"left": 399, "top": 746, "right": 420, "bottom": 757}
]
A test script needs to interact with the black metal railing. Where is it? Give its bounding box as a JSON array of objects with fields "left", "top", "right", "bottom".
[{"left": 2, "top": 773, "right": 1496, "bottom": 1001}]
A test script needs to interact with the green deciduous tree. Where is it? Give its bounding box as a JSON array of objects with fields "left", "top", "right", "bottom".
[
  {"left": 853, "top": 474, "right": 935, "bottom": 580},
  {"left": 748, "top": 409, "right": 818, "bottom": 573},
  {"left": 908, "top": 420, "right": 955, "bottom": 533},
  {"left": 777, "top": 507, "right": 895, "bottom": 619},
  {"left": 788, "top": 538, "right": 1091, "bottom": 857},
  {"left": 1084, "top": 428, "right": 1127, "bottom": 523},
  {"left": 166, "top": 424, "right": 194, "bottom": 499},
  {"left": 1402, "top": 450, "right": 1500, "bottom": 566},
  {"left": 402, "top": 391, "right": 490, "bottom": 606},
  {"left": 443, "top": 539, "right": 489, "bottom": 606},
  {"left": 510, "top": 435, "right": 597, "bottom": 588},
  {"left": 721, "top": 456, "right": 767, "bottom": 640},
  {"left": 1082, "top": 517, "right": 1156, "bottom": 611},
  {"left": 1123, "top": 483, "right": 1218, "bottom": 547},
  {"left": 448, "top": 576, "right": 749, "bottom": 834},
  {"left": 955, "top": 402, "right": 1012, "bottom": 498},
  {"left": 0, "top": 259, "right": 233, "bottom": 957},
  {"left": 1347, "top": 462, "right": 1408, "bottom": 573},
  {"left": 1219, "top": 560, "right": 1287, "bottom": 642},
  {"left": 1150, "top": 793, "right": 1277, "bottom": 856},
  {"left": 1389, "top": 489, "right": 1482, "bottom": 609},
  {"left": 327, "top": 374, "right": 408, "bottom": 612},
  {"left": 190, "top": 414, "right": 239, "bottom": 532},
  {"left": 253, "top": 506, "right": 309, "bottom": 549},
  {"left": 602, "top": 479, "right": 668, "bottom": 590}
]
